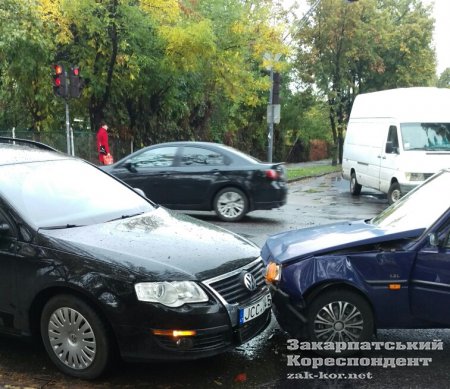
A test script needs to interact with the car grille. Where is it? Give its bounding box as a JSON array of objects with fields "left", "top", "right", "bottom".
[{"left": 206, "top": 259, "right": 266, "bottom": 305}]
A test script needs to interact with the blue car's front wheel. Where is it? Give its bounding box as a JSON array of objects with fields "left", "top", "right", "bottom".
[{"left": 307, "top": 289, "right": 374, "bottom": 354}]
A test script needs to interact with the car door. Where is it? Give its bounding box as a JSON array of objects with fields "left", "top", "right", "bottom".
[
  {"left": 111, "top": 146, "right": 178, "bottom": 205},
  {"left": 170, "top": 146, "right": 229, "bottom": 209},
  {"left": 0, "top": 206, "right": 17, "bottom": 331},
  {"left": 410, "top": 217, "right": 450, "bottom": 324}
]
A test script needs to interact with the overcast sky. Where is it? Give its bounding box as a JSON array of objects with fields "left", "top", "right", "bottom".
[
  {"left": 282, "top": 0, "right": 450, "bottom": 75},
  {"left": 423, "top": 0, "right": 450, "bottom": 75}
]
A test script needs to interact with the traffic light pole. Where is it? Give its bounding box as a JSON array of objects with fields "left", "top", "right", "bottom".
[
  {"left": 268, "top": 68, "right": 274, "bottom": 163},
  {"left": 65, "top": 99, "right": 72, "bottom": 156}
]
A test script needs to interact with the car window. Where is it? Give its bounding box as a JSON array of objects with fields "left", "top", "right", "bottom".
[
  {"left": 371, "top": 171, "right": 450, "bottom": 231},
  {"left": 0, "top": 159, "right": 154, "bottom": 229},
  {"left": 387, "top": 125, "right": 399, "bottom": 151},
  {"left": 181, "top": 147, "right": 226, "bottom": 166},
  {"left": 130, "top": 147, "right": 177, "bottom": 167}
]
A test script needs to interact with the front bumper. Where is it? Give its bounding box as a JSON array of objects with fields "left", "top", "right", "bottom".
[
  {"left": 117, "top": 308, "right": 271, "bottom": 362},
  {"left": 269, "top": 285, "right": 308, "bottom": 339},
  {"left": 115, "top": 258, "right": 272, "bottom": 362}
]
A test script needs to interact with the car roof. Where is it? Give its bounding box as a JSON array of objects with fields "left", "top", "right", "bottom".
[
  {"left": 145, "top": 141, "right": 229, "bottom": 149},
  {"left": 0, "top": 143, "right": 68, "bottom": 166}
]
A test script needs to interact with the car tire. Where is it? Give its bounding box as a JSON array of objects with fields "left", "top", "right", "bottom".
[
  {"left": 40, "top": 294, "right": 112, "bottom": 379},
  {"left": 306, "top": 289, "right": 373, "bottom": 355},
  {"left": 387, "top": 182, "right": 401, "bottom": 205},
  {"left": 213, "top": 187, "right": 248, "bottom": 222},
  {"left": 350, "top": 172, "right": 362, "bottom": 196}
]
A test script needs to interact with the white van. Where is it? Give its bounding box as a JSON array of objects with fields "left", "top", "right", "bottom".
[{"left": 342, "top": 87, "right": 450, "bottom": 204}]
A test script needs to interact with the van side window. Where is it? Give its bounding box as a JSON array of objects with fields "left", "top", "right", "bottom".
[{"left": 386, "top": 126, "right": 399, "bottom": 153}]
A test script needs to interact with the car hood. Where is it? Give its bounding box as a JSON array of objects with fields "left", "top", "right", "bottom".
[
  {"left": 38, "top": 208, "right": 259, "bottom": 281},
  {"left": 262, "top": 220, "right": 425, "bottom": 264}
]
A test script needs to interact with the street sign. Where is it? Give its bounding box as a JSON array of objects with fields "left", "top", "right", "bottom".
[{"left": 267, "top": 104, "right": 281, "bottom": 124}]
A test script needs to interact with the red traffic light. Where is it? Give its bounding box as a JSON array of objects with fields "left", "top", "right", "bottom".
[
  {"left": 72, "top": 67, "right": 79, "bottom": 76},
  {"left": 54, "top": 64, "right": 63, "bottom": 75},
  {"left": 52, "top": 64, "right": 67, "bottom": 97}
]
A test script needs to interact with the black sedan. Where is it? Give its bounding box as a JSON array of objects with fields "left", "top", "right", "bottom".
[
  {"left": 0, "top": 138, "right": 271, "bottom": 379},
  {"left": 101, "top": 141, "right": 287, "bottom": 221}
]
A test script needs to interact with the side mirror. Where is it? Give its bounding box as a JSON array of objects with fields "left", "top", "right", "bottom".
[
  {"left": 124, "top": 159, "right": 138, "bottom": 173},
  {"left": 0, "top": 223, "right": 10, "bottom": 235},
  {"left": 429, "top": 233, "right": 439, "bottom": 247},
  {"left": 385, "top": 141, "right": 398, "bottom": 154}
]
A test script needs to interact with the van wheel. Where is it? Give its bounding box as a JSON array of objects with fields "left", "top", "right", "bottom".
[
  {"left": 350, "top": 172, "right": 362, "bottom": 195},
  {"left": 387, "top": 182, "right": 401, "bottom": 204}
]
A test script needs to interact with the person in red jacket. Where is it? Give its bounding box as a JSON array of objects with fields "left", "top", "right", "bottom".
[{"left": 96, "top": 121, "right": 111, "bottom": 164}]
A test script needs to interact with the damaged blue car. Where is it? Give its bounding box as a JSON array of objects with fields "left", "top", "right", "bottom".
[{"left": 262, "top": 169, "right": 450, "bottom": 349}]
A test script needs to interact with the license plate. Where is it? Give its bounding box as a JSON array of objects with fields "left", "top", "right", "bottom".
[{"left": 238, "top": 293, "right": 272, "bottom": 325}]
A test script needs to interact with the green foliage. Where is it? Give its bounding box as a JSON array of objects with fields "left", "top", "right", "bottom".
[
  {"left": 287, "top": 164, "right": 340, "bottom": 181},
  {"left": 292, "top": 0, "right": 436, "bottom": 163},
  {"left": 437, "top": 68, "right": 450, "bottom": 88},
  {"left": 0, "top": 0, "right": 439, "bottom": 164}
]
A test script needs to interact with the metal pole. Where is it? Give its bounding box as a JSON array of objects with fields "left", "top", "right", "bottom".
[
  {"left": 268, "top": 68, "right": 274, "bottom": 163},
  {"left": 65, "top": 100, "right": 71, "bottom": 155},
  {"left": 70, "top": 126, "right": 75, "bottom": 156}
]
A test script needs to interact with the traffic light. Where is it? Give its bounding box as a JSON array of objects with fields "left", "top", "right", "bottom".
[
  {"left": 53, "top": 64, "right": 67, "bottom": 98},
  {"left": 69, "top": 66, "right": 83, "bottom": 98}
]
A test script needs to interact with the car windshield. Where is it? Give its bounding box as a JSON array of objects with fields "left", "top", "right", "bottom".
[
  {"left": 401, "top": 123, "right": 450, "bottom": 151},
  {"left": 371, "top": 170, "right": 450, "bottom": 230},
  {"left": 0, "top": 159, "right": 154, "bottom": 229}
]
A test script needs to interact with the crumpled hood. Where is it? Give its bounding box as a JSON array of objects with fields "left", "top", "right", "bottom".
[
  {"left": 38, "top": 207, "right": 259, "bottom": 281},
  {"left": 262, "top": 220, "right": 424, "bottom": 264}
]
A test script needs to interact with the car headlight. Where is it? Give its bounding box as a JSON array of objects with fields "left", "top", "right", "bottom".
[
  {"left": 405, "top": 173, "right": 426, "bottom": 181},
  {"left": 265, "top": 262, "right": 282, "bottom": 283},
  {"left": 134, "top": 281, "right": 208, "bottom": 307}
]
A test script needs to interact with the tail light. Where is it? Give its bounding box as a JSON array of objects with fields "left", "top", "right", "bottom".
[{"left": 265, "top": 169, "right": 280, "bottom": 180}]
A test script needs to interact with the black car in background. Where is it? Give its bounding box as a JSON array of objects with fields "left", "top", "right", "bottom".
[
  {"left": 0, "top": 138, "right": 271, "bottom": 379},
  {"left": 101, "top": 142, "right": 287, "bottom": 221}
]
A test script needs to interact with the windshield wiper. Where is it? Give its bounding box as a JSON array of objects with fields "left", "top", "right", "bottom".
[
  {"left": 105, "top": 212, "right": 144, "bottom": 223},
  {"left": 39, "top": 224, "right": 85, "bottom": 230}
]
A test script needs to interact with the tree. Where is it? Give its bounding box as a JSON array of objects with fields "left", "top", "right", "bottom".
[
  {"left": 292, "top": 0, "right": 436, "bottom": 164},
  {"left": 437, "top": 68, "right": 450, "bottom": 88}
]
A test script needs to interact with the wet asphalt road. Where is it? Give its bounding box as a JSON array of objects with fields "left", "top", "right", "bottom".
[{"left": 2, "top": 173, "right": 450, "bottom": 388}]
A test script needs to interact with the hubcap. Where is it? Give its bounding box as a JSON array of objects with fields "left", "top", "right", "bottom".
[
  {"left": 313, "top": 301, "right": 364, "bottom": 342},
  {"left": 217, "top": 192, "right": 244, "bottom": 219},
  {"left": 391, "top": 189, "right": 401, "bottom": 202},
  {"left": 47, "top": 307, "right": 96, "bottom": 370}
]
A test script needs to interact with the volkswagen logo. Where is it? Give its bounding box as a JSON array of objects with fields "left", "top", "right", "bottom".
[{"left": 242, "top": 272, "right": 257, "bottom": 292}]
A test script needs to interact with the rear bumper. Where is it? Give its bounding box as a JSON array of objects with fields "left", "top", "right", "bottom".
[{"left": 253, "top": 185, "right": 288, "bottom": 211}]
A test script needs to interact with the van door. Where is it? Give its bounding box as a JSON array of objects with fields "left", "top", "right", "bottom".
[{"left": 379, "top": 125, "right": 399, "bottom": 193}]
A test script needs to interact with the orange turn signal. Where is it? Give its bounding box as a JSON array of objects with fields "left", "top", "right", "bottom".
[
  {"left": 265, "top": 262, "right": 281, "bottom": 283},
  {"left": 388, "top": 284, "right": 401, "bottom": 290},
  {"left": 152, "top": 329, "right": 196, "bottom": 337}
]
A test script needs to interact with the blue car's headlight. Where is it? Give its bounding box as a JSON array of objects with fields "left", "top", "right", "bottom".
[{"left": 135, "top": 281, "right": 208, "bottom": 307}]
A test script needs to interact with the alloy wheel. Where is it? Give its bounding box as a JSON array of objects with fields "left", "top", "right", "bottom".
[{"left": 313, "top": 301, "right": 364, "bottom": 342}]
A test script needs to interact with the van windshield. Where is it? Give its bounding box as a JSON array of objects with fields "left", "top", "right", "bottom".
[{"left": 401, "top": 123, "right": 450, "bottom": 151}]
